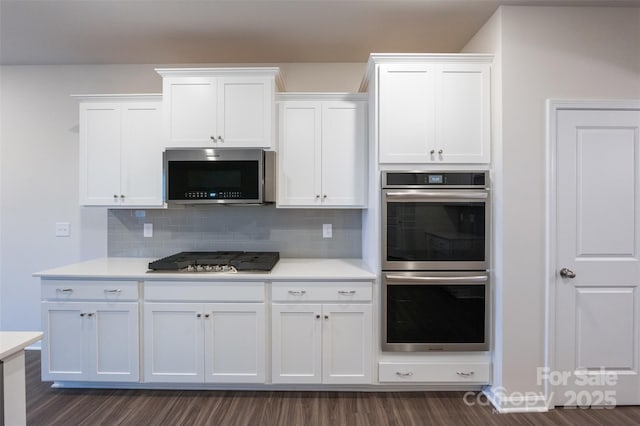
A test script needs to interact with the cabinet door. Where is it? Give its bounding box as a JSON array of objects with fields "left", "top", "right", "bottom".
[
  {"left": 321, "top": 101, "right": 367, "bottom": 207},
  {"left": 271, "top": 303, "right": 322, "bottom": 384},
  {"left": 120, "top": 101, "right": 164, "bottom": 206},
  {"left": 435, "top": 63, "right": 490, "bottom": 163},
  {"left": 203, "top": 303, "right": 265, "bottom": 383},
  {"left": 79, "top": 103, "right": 122, "bottom": 205},
  {"left": 322, "top": 304, "right": 373, "bottom": 384},
  {"left": 143, "top": 303, "right": 204, "bottom": 383},
  {"left": 163, "top": 77, "right": 217, "bottom": 146},
  {"left": 217, "top": 77, "right": 273, "bottom": 148},
  {"left": 277, "top": 102, "right": 321, "bottom": 206},
  {"left": 41, "top": 302, "right": 89, "bottom": 381},
  {"left": 89, "top": 302, "right": 139, "bottom": 382},
  {"left": 378, "top": 64, "right": 436, "bottom": 163}
]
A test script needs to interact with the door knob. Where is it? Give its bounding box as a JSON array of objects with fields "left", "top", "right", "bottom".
[{"left": 559, "top": 268, "right": 576, "bottom": 279}]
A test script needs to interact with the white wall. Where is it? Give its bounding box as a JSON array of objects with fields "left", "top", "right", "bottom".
[
  {"left": 0, "top": 63, "right": 366, "bottom": 331},
  {"left": 464, "top": 5, "right": 640, "bottom": 408}
]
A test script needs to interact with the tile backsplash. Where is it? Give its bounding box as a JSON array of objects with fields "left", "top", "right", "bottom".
[{"left": 108, "top": 205, "right": 362, "bottom": 258}]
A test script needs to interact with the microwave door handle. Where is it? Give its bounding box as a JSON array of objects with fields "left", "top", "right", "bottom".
[
  {"left": 384, "top": 191, "right": 488, "bottom": 201},
  {"left": 384, "top": 274, "right": 488, "bottom": 284}
]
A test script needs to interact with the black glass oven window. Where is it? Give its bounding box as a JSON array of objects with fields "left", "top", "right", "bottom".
[
  {"left": 386, "top": 284, "right": 485, "bottom": 344},
  {"left": 386, "top": 202, "right": 485, "bottom": 262},
  {"left": 168, "top": 161, "right": 259, "bottom": 200}
]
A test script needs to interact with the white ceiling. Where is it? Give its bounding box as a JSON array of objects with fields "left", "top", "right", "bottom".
[{"left": 1, "top": 0, "right": 639, "bottom": 65}]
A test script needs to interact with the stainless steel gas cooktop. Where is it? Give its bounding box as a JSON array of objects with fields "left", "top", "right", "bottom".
[{"left": 147, "top": 251, "right": 280, "bottom": 273}]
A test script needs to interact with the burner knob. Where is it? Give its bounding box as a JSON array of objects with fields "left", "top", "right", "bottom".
[
  {"left": 187, "top": 265, "right": 195, "bottom": 272},
  {"left": 196, "top": 265, "right": 204, "bottom": 272},
  {"left": 205, "top": 265, "right": 213, "bottom": 272}
]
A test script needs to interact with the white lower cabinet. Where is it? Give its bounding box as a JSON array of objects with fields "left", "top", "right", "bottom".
[
  {"left": 41, "top": 280, "right": 140, "bottom": 382},
  {"left": 271, "top": 282, "right": 373, "bottom": 384},
  {"left": 143, "top": 281, "right": 266, "bottom": 384}
]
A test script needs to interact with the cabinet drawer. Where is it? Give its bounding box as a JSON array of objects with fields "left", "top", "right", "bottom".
[
  {"left": 272, "top": 282, "right": 372, "bottom": 302},
  {"left": 144, "top": 281, "right": 264, "bottom": 302},
  {"left": 379, "top": 362, "right": 490, "bottom": 384},
  {"left": 41, "top": 280, "right": 138, "bottom": 301}
]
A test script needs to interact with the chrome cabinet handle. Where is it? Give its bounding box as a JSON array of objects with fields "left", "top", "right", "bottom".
[
  {"left": 196, "top": 313, "right": 202, "bottom": 318},
  {"left": 288, "top": 290, "right": 306, "bottom": 296},
  {"left": 438, "top": 149, "right": 443, "bottom": 154},
  {"left": 205, "top": 314, "right": 210, "bottom": 318},
  {"left": 316, "top": 314, "right": 321, "bottom": 319},
  {"left": 56, "top": 288, "right": 74, "bottom": 293},
  {"left": 324, "top": 315, "right": 329, "bottom": 320},
  {"left": 80, "top": 312, "right": 86, "bottom": 317},
  {"left": 210, "top": 136, "right": 216, "bottom": 142},
  {"left": 456, "top": 371, "right": 475, "bottom": 377},
  {"left": 560, "top": 268, "right": 576, "bottom": 279},
  {"left": 323, "top": 195, "right": 327, "bottom": 199},
  {"left": 87, "top": 312, "right": 94, "bottom": 317},
  {"left": 338, "top": 290, "right": 356, "bottom": 295},
  {"left": 120, "top": 195, "right": 125, "bottom": 199},
  {"left": 316, "top": 195, "right": 320, "bottom": 199},
  {"left": 218, "top": 136, "right": 223, "bottom": 142},
  {"left": 104, "top": 289, "right": 122, "bottom": 294},
  {"left": 396, "top": 371, "right": 414, "bottom": 377},
  {"left": 113, "top": 194, "right": 118, "bottom": 199},
  {"left": 430, "top": 149, "right": 435, "bottom": 155}
]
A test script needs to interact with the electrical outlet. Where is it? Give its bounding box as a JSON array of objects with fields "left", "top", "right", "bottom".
[
  {"left": 322, "top": 223, "right": 332, "bottom": 238},
  {"left": 143, "top": 223, "right": 153, "bottom": 238},
  {"left": 55, "top": 222, "right": 70, "bottom": 237}
]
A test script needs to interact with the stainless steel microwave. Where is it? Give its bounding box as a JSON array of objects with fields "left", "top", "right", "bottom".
[{"left": 164, "top": 148, "right": 275, "bottom": 205}]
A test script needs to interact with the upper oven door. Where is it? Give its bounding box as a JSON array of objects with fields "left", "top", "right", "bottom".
[{"left": 382, "top": 188, "right": 489, "bottom": 270}]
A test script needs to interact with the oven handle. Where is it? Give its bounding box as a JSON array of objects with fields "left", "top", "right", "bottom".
[
  {"left": 384, "top": 190, "right": 488, "bottom": 201},
  {"left": 384, "top": 274, "right": 488, "bottom": 284}
]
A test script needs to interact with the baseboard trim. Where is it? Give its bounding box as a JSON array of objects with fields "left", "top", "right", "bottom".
[{"left": 483, "top": 385, "right": 550, "bottom": 413}]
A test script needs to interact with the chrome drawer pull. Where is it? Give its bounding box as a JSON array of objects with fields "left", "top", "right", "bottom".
[
  {"left": 396, "top": 371, "right": 414, "bottom": 377},
  {"left": 288, "top": 290, "right": 306, "bottom": 296},
  {"left": 456, "top": 371, "right": 475, "bottom": 377},
  {"left": 104, "top": 289, "right": 122, "bottom": 294},
  {"left": 56, "top": 288, "right": 74, "bottom": 293},
  {"left": 338, "top": 290, "right": 356, "bottom": 295}
]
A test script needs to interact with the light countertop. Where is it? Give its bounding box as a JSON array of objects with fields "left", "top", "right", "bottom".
[
  {"left": 0, "top": 331, "right": 43, "bottom": 360},
  {"left": 33, "top": 257, "right": 376, "bottom": 281}
]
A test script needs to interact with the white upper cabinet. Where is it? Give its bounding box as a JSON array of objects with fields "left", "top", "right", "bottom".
[
  {"left": 277, "top": 93, "right": 367, "bottom": 208},
  {"left": 371, "top": 55, "right": 491, "bottom": 164},
  {"left": 76, "top": 95, "right": 163, "bottom": 207},
  {"left": 157, "top": 68, "right": 281, "bottom": 149}
]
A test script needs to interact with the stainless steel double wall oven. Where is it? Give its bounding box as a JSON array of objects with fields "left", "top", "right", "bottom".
[{"left": 381, "top": 171, "right": 490, "bottom": 351}]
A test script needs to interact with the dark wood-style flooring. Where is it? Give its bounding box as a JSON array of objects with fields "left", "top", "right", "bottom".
[{"left": 24, "top": 351, "right": 640, "bottom": 425}]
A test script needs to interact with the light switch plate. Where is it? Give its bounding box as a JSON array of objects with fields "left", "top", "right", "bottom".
[
  {"left": 322, "top": 223, "right": 332, "bottom": 238},
  {"left": 143, "top": 223, "right": 153, "bottom": 238}
]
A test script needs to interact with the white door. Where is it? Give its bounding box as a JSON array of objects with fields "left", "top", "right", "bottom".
[
  {"left": 120, "top": 101, "right": 163, "bottom": 206},
  {"left": 435, "top": 63, "right": 490, "bottom": 163},
  {"left": 143, "top": 303, "right": 204, "bottom": 383},
  {"left": 90, "top": 302, "right": 139, "bottom": 382},
  {"left": 41, "top": 302, "right": 88, "bottom": 381},
  {"left": 203, "top": 303, "right": 266, "bottom": 383},
  {"left": 321, "top": 101, "right": 366, "bottom": 207},
  {"left": 79, "top": 103, "right": 122, "bottom": 205},
  {"left": 322, "top": 304, "right": 372, "bottom": 384},
  {"left": 163, "top": 77, "right": 217, "bottom": 146},
  {"left": 378, "top": 63, "right": 436, "bottom": 163},
  {"left": 271, "top": 303, "right": 322, "bottom": 384},
  {"left": 277, "top": 102, "right": 321, "bottom": 206},
  {"left": 218, "top": 77, "right": 272, "bottom": 147},
  {"left": 554, "top": 106, "right": 640, "bottom": 406}
]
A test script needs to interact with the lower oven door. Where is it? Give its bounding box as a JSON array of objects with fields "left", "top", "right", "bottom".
[{"left": 382, "top": 271, "right": 490, "bottom": 352}]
